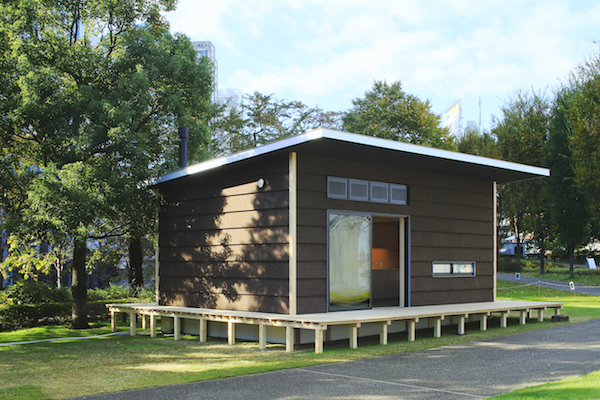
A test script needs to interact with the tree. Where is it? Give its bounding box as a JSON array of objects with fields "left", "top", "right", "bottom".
[
  {"left": 1, "top": 0, "right": 214, "bottom": 328},
  {"left": 211, "top": 92, "right": 342, "bottom": 156},
  {"left": 456, "top": 127, "right": 499, "bottom": 158},
  {"left": 568, "top": 50, "right": 600, "bottom": 236},
  {"left": 547, "top": 88, "right": 590, "bottom": 278},
  {"left": 494, "top": 90, "right": 551, "bottom": 271},
  {"left": 342, "top": 80, "right": 455, "bottom": 150}
]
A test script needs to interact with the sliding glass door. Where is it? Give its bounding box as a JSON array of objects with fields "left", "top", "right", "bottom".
[{"left": 328, "top": 212, "right": 372, "bottom": 311}]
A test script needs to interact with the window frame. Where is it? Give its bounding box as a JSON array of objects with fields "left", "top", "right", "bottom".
[{"left": 432, "top": 261, "right": 476, "bottom": 278}]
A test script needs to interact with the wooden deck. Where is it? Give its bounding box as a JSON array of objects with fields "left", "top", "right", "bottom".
[{"left": 107, "top": 300, "right": 563, "bottom": 354}]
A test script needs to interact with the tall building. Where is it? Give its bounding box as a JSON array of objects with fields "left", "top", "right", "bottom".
[
  {"left": 217, "top": 88, "right": 243, "bottom": 111},
  {"left": 442, "top": 100, "right": 461, "bottom": 137},
  {"left": 191, "top": 41, "right": 218, "bottom": 102}
]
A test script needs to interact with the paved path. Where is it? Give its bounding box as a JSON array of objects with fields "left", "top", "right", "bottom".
[
  {"left": 71, "top": 318, "right": 600, "bottom": 400},
  {"left": 497, "top": 272, "right": 600, "bottom": 296}
]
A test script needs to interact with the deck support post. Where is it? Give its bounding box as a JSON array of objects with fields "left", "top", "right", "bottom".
[
  {"left": 286, "top": 327, "right": 294, "bottom": 352},
  {"left": 379, "top": 322, "right": 389, "bottom": 345},
  {"left": 479, "top": 314, "right": 488, "bottom": 331},
  {"left": 111, "top": 310, "right": 117, "bottom": 332},
  {"left": 500, "top": 311, "right": 508, "bottom": 328},
  {"left": 349, "top": 324, "right": 359, "bottom": 349},
  {"left": 433, "top": 317, "right": 442, "bottom": 338},
  {"left": 150, "top": 315, "right": 157, "bottom": 338},
  {"left": 315, "top": 328, "right": 324, "bottom": 354},
  {"left": 199, "top": 319, "right": 207, "bottom": 342},
  {"left": 227, "top": 320, "right": 236, "bottom": 345},
  {"left": 457, "top": 315, "right": 465, "bottom": 335},
  {"left": 519, "top": 310, "right": 527, "bottom": 325},
  {"left": 129, "top": 312, "right": 136, "bottom": 336},
  {"left": 174, "top": 316, "right": 181, "bottom": 341},
  {"left": 407, "top": 319, "right": 417, "bottom": 342},
  {"left": 537, "top": 309, "right": 544, "bottom": 322},
  {"left": 258, "top": 324, "right": 266, "bottom": 350}
]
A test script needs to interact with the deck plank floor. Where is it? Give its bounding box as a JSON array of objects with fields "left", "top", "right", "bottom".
[{"left": 108, "top": 300, "right": 563, "bottom": 354}]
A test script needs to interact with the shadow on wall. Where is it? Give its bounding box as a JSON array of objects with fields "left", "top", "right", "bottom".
[{"left": 159, "top": 166, "right": 290, "bottom": 313}]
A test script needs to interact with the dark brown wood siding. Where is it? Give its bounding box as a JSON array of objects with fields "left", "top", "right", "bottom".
[
  {"left": 296, "top": 153, "right": 494, "bottom": 312},
  {"left": 157, "top": 153, "right": 290, "bottom": 313}
]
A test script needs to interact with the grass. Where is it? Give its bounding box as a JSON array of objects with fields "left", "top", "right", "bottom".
[
  {"left": 496, "top": 280, "right": 600, "bottom": 322},
  {"left": 509, "top": 258, "right": 600, "bottom": 286},
  {"left": 0, "top": 323, "right": 115, "bottom": 344},
  {"left": 521, "top": 267, "right": 600, "bottom": 286},
  {"left": 0, "top": 282, "right": 598, "bottom": 400},
  {"left": 489, "top": 370, "right": 600, "bottom": 399}
]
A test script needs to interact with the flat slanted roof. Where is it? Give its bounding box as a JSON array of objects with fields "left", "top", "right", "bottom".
[{"left": 152, "top": 128, "right": 549, "bottom": 186}]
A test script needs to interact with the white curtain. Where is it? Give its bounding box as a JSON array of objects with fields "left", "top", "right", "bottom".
[{"left": 329, "top": 213, "right": 371, "bottom": 310}]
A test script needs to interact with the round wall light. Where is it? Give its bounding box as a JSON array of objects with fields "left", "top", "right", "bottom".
[{"left": 257, "top": 178, "right": 265, "bottom": 189}]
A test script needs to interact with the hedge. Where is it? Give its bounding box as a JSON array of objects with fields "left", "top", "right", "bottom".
[{"left": 0, "top": 299, "right": 132, "bottom": 331}]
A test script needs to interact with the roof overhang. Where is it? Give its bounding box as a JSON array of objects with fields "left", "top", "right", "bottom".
[{"left": 151, "top": 128, "right": 549, "bottom": 186}]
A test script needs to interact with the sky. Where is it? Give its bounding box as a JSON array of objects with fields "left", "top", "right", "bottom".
[{"left": 164, "top": 0, "right": 600, "bottom": 133}]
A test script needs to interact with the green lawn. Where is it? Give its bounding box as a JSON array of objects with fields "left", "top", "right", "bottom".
[
  {"left": 489, "top": 370, "right": 600, "bottom": 400},
  {"left": 515, "top": 260, "right": 600, "bottom": 286},
  {"left": 0, "top": 282, "right": 598, "bottom": 400}
]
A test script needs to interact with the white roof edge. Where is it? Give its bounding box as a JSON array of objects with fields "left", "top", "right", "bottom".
[
  {"left": 317, "top": 128, "right": 550, "bottom": 177},
  {"left": 151, "top": 128, "right": 549, "bottom": 186}
]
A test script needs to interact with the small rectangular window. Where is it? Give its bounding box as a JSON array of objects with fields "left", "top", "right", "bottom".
[
  {"left": 348, "top": 179, "right": 369, "bottom": 201},
  {"left": 327, "top": 177, "right": 347, "bottom": 199},
  {"left": 390, "top": 184, "right": 408, "bottom": 205},
  {"left": 327, "top": 176, "right": 408, "bottom": 206},
  {"left": 370, "top": 182, "right": 389, "bottom": 203},
  {"left": 432, "top": 262, "right": 476, "bottom": 277},
  {"left": 432, "top": 263, "right": 452, "bottom": 275}
]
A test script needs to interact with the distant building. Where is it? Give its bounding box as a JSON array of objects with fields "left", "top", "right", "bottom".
[
  {"left": 191, "top": 41, "right": 218, "bottom": 102},
  {"left": 217, "top": 88, "right": 243, "bottom": 110},
  {"left": 442, "top": 100, "right": 461, "bottom": 136},
  {"left": 466, "top": 120, "right": 480, "bottom": 133}
]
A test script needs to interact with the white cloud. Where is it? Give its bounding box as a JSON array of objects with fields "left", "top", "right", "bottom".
[{"left": 165, "top": 0, "right": 600, "bottom": 128}]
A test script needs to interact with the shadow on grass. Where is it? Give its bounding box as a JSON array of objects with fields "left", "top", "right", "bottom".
[{"left": 0, "top": 385, "right": 50, "bottom": 400}]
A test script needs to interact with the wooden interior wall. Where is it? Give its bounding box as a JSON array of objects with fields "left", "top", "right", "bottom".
[
  {"left": 157, "top": 154, "right": 291, "bottom": 313},
  {"left": 296, "top": 153, "right": 494, "bottom": 312}
]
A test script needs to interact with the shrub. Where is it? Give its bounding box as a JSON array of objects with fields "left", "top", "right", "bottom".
[
  {"left": 0, "top": 299, "right": 130, "bottom": 330},
  {"left": 5, "top": 281, "right": 71, "bottom": 305},
  {"left": 88, "top": 284, "right": 134, "bottom": 301},
  {"left": 498, "top": 258, "right": 523, "bottom": 273}
]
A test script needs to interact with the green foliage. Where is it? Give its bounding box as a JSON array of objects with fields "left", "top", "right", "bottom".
[
  {"left": 494, "top": 90, "right": 551, "bottom": 268},
  {"left": 342, "top": 80, "right": 455, "bottom": 150},
  {"left": 3, "top": 281, "right": 70, "bottom": 305},
  {"left": 546, "top": 87, "right": 590, "bottom": 274},
  {"left": 211, "top": 92, "right": 342, "bottom": 155},
  {"left": 456, "top": 128, "right": 499, "bottom": 158},
  {"left": 0, "top": 299, "right": 122, "bottom": 330},
  {"left": 498, "top": 258, "right": 524, "bottom": 273},
  {"left": 567, "top": 50, "right": 600, "bottom": 231},
  {"left": 88, "top": 284, "right": 137, "bottom": 301},
  {"left": 1, "top": 0, "right": 214, "bottom": 327}
]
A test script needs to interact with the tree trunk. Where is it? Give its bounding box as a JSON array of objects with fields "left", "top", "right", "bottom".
[
  {"left": 538, "top": 235, "right": 545, "bottom": 275},
  {"left": 0, "top": 234, "right": 4, "bottom": 291},
  {"left": 128, "top": 237, "right": 144, "bottom": 296},
  {"left": 515, "top": 216, "right": 522, "bottom": 264},
  {"left": 568, "top": 245, "right": 575, "bottom": 279},
  {"left": 71, "top": 238, "right": 89, "bottom": 329}
]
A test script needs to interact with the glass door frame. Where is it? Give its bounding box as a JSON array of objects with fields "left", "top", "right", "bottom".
[{"left": 327, "top": 210, "right": 410, "bottom": 312}]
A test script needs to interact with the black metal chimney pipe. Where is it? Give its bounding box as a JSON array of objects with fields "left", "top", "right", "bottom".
[{"left": 178, "top": 127, "right": 188, "bottom": 169}]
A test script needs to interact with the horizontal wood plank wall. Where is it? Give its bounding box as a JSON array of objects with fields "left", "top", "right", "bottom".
[
  {"left": 296, "top": 154, "right": 494, "bottom": 312},
  {"left": 158, "top": 154, "right": 291, "bottom": 313}
]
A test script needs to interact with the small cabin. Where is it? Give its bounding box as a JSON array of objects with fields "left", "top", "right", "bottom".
[{"left": 152, "top": 129, "right": 548, "bottom": 317}]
